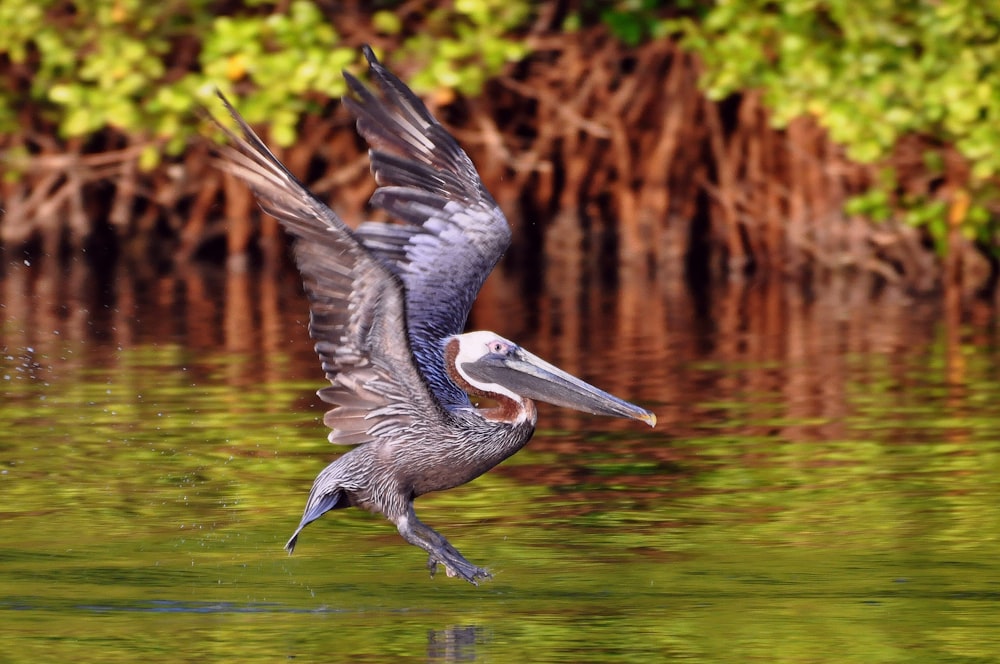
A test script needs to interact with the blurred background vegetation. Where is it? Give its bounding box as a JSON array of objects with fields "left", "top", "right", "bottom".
[{"left": 1, "top": 0, "right": 998, "bottom": 294}]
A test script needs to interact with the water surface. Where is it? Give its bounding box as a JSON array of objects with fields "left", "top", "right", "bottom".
[{"left": 2, "top": 255, "right": 999, "bottom": 662}]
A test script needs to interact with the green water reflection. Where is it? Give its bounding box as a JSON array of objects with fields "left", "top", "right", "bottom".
[{"left": 2, "top": 261, "right": 1000, "bottom": 662}]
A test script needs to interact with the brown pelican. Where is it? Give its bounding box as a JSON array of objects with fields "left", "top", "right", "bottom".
[{"left": 213, "top": 46, "right": 655, "bottom": 585}]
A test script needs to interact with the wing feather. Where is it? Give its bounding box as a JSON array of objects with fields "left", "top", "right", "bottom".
[
  {"left": 210, "top": 93, "right": 451, "bottom": 445},
  {"left": 343, "top": 46, "right": 512, "bottom": 406}
]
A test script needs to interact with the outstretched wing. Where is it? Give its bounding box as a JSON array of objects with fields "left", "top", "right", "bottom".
[
  {"left": 343, "top": 46, "right": 512, "bottom": 406},
  {"left": 210, "top": 93, "right": 455, "bottom": 445}
]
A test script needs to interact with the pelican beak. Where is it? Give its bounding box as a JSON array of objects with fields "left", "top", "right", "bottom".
[{"left": 461, "top": 348, "right": 656, "bottom": 427}]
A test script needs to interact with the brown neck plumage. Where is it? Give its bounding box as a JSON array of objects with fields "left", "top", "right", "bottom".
[{"left": 444, "top": 338, "right": 534, "bottom": 424}]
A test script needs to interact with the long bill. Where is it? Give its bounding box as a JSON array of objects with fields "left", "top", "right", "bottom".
[{"left": 461, "top": 348, "right": 656, "bottom": 427}]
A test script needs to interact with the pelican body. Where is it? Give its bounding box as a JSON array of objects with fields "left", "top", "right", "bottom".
[{"left": 214, "top": 46, "right": 655, "bottom": 585}]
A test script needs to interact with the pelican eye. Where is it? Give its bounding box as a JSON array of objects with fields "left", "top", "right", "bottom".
[{"left": 488, "top": 340, "right": 508, "bottom": 355}]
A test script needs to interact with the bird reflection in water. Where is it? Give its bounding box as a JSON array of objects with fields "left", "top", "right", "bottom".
[{"left": 427, "top": 625, "right": 488, "bottom": 662}]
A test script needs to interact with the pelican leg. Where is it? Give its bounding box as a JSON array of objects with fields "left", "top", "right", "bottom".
[{"left": 392, "top": 509, "right": 492, "bottom": 585}]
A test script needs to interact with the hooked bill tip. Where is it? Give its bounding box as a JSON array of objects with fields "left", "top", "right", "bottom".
[{"left": 640, "top": 411, "right": 657, "bottom": 428}]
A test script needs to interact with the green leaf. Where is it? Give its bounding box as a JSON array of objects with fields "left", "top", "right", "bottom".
[
  {"left": 372, "top": 10, "right": 402, "bottom": 35},
  {"left": 139, "top": 144, "right": 162, "bottom": 171}
]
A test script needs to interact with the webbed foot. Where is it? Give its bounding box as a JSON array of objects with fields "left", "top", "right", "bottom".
[
  {"left": 427, "top": 551, "right": 492, "bottom": 585},
  {"left": 394, "top": 509, "right": 493, "bottom": 585}
]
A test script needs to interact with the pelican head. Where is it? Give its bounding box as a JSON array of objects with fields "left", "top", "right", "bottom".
[{"left": 446, "top": 331, "right": 656, "bottom": 427}]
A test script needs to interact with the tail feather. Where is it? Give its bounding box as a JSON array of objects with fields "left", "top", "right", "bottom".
[{"left": 284, "top": 490, "right": 345, "bottom": 554}]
